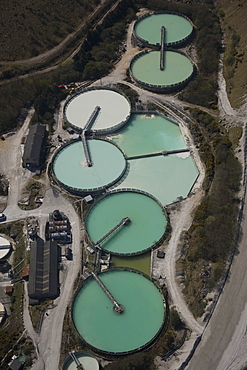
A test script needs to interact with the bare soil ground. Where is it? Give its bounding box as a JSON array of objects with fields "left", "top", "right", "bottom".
[{"left": 217, "top": 0, "right": 247, "bottom": 108}]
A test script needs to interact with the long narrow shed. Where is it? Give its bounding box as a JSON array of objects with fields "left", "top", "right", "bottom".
[{"left": 22, "top": 123, "right": 47, "bottom": 169}]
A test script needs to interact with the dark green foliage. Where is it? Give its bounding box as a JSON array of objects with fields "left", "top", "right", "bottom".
[
  {"left": 180, "top": 75, "right": 218, "bottom": 108},
  {"left": 73, "top": 1, "right": 137, "bottom": 80},
  {"left": 32, "top": 84, "right": 66, "bottom": 130},
  {"left": 105, "top": 352, "right": 156, "bottom": 370},
  {"left": 184, "top": 107, "right": 242, "bottom": 266},
  {"left": 116, "top": 84, "right": 139, "bottom": 107},
  {"left": 189, "top": 148, "right": 241, "bottom": 263},
  {"left": 0, "top": 0, "right": 137, "bottom": 134},
  {"left": 170, "top": 308, "right": 183, "bottom": 330},
  {"left": 179, "top": 4, "right": 222, "bottom": 107},
  {"left": 56, "top": 63, "right": 81, "bottom": 85}
]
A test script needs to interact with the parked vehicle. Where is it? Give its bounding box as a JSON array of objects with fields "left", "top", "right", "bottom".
[{"left": 0, "top": 213, "right": 6, "bottom": 222}]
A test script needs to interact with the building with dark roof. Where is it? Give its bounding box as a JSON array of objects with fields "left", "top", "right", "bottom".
[
  {"left": 22, "top": 124, "right": 47, "bottom": 170},
  {"left": 8, "top": 358, "right": 24, "bottom": 370},
  {"left": 28, "top": 238, "right": 59, "bottom": 303}
]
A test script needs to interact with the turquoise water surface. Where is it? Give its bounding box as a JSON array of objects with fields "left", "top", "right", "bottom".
[
  {"left": 114, "top": 155, "right": 198, "bottom": 205},
  {"left": 86, "top": 191, "right": 167, "bottom": 254},
  {"left": 53, "top": 139, "right": 126, "bottom": 190},
  {"left": 110, "top": 113, "right": 186, "bottom": 157},
  {"left": 131, "top": 50, "right": 194, "bottom": 86},
  {"left": 72, "top": 269, "right": 165, "bottom": 353},
  {"left": 135, "top": 13, "right": 193, "bottom": 45}
]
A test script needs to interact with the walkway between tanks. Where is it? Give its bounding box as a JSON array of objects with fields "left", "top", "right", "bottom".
[{"left": 127, "top": 148, "right": 189, "bottom": 160}]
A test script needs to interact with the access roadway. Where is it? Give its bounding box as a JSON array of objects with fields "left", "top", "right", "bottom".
[{"left": 0, "top": 109, "right": 82, "bottom": 370}]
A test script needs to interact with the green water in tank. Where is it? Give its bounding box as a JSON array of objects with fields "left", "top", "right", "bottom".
[
  {"left": 131, "top": 50, "right": 194, "bottom": 86},
  {"left": 135, "top": 13, "right": 193, "bottom": 45},
  {"left": 86, "top": 191, "right": 167, "bottom": 255},
  {"left": 72, "top": 269, "right": 165, "bottom": 353},
  {"left": 110, "top": 112, "right": 186, "bottom": 157}
]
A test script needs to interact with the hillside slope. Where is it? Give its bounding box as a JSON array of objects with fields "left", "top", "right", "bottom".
[
  {"left": 0, "top": 0, "right": 99, "bottom": 61},
  {"left": 217, "top": 0, "right": 247, "bottom": 108}
]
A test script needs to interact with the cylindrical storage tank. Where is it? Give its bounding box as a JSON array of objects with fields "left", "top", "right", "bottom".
[
  {"left": 133, "top": 11, "right": 194, "bottom": 48},
  {"left": 64, "top": 87, "right": 131, "bottom": 134},
  {"left": 130, "top": 49, "right": 195, "bottom": 93},
  {"left": 72, "top": 268, "right": 167, "bottom": 356},
  {"left": 51, "top": 138, "right": 127, "bottom": 196},
  {"left": 85, "top": 189, "right": 167, "bottom": 255},
  {"left": 62, "top": 351, "right": 99, "bottom": 370},
  {"left": 0, "top": 236, "right": 11, "bottom": 261}
]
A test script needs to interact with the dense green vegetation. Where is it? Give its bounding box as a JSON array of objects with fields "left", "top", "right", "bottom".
[
  {"left": 179, "top": 109, "right": 242, "bottom": 316},
  {"left": 0, "top": 0, "right": 100, "bottom": 61},
  {"left": 73, "top": 0, "right": 136, "bottom": 80},
  {"left": 0, "top": 0, "right": 136, "bottom": 134},
  {"left": 0, "top": 77, "right": 56, "bottom": 133}
]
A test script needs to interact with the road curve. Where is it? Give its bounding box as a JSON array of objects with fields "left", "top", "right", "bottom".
[{"left": 185, "top": 58, "right": 247, "bottom": 370}]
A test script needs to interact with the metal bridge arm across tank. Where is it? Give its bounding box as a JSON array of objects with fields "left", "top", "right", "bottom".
[
  {"left": 82, "top": 105, "right": 101, "bottom": 134},
  {"left": 80, "top": 106, "right": 101, "bottom": 167},
  {"left": 91, "top": 272, "right": 124, "bottom": 314},
  {"left": 69, "top": 351, "right": 85, "bottom": 369},
  {"left": 160, "top": 26, "right": 166, "bottom": 71},
  {"left": 95, "top": 217, "right": 131, "bottom": 249},
  {"left": 80, "top": 133, "right": 92, "bottom": 167}
]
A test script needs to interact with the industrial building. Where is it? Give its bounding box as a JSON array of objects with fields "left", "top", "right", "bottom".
[
  {"left": 28, "top": 238, "right": 59, "bottom": 304},
  {"left": 22, "top": 123, "right": 47, "bottom": 170}
]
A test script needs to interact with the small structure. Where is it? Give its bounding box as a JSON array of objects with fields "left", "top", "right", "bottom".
[
  {"left": 8, "top": 358, "right": 24, "bottom": 370},
  {"left": 5, "top": 285, "right": 13, "bottom": 296},
  {"left": 65, "top": 246, "right": 73, "bottom": 260},
  {"left": 62, "top": 351, "right": 99, "bottom": 370},
  {"left": 45, "top": 215, "right": 72, "bottom": 243},
  {"left": 84, "top": 195, "right": 93, "bottom": 203},
  {"left": 22, "top": 264, "right": 30, "bottom": 280},
  {"left": 53, "top": 210, "right": 63, "bottom": 221},
  {"left": 157, "top": 250, "right": 165, "bottom": 259},
  {"left": 22, "top": 123, "right": 47, "bottom": 170},
  {"left": 28, "top": 238, "right": 59, "bottom": 304},
  {"left": 0, "top": 302, "right": 6, "bottom": 326}
]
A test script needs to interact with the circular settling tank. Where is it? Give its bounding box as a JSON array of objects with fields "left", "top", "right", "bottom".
[
  {"left": 52, "top": 139, "right": 126, "bottom": 193},
  {"left": 0, "top": 236, "right": 11, "bottom": 260},
  {"left": 134, "top": 13, "right": 193, "bottom": 46},
  {"left": 130, "top": 50, "right": 194, "bottom": 90},
  {"left": 85, "top": 190, "right": 167, "bottom": 255},
  {"left": 72, "top": 269, "right": 166, "bottom": 354},
  {"left": 64, "top": 88, "right": 131, "bottom": 133},
  {"left": 62, "top": 352, "right": 99, "bottom": 370}
]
